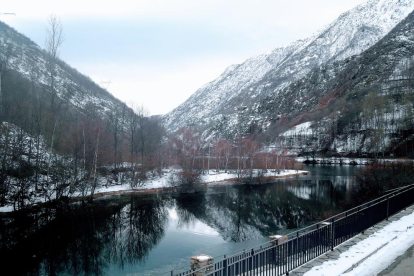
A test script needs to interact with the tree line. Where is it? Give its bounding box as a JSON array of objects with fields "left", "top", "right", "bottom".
[{"left": 0, "top": 16, "right": 165, "bottom": 209}]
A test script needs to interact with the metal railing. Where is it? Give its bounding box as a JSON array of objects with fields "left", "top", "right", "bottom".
[{"left": 160, "top": 184, "right": 414, "bottom": 276}]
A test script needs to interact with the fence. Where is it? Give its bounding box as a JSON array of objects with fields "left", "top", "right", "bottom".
[{"left": 158, "top": 184, "right": 414, "bottom": 276}]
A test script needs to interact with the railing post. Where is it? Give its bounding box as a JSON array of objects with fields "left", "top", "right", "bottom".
[
  {"left": 386, "top": 195, "right": 390, "bottom": 221},
  {"left": 223, "top": 255, "right": 227, "bottom": 276},
  {"left": 331, "top": 218, "right": 335, "bottom": 251},
  {"left": 275, "top": 239, "right": 279, "bottom": 268},
  {"left": 296, "top": 231, "right": 299, "bottom": 271},
  {"left": 190, "top": 255, "right": 214, "bottom": 276},
  {"left": 250, "top": 249, "right": 254, "bottom": 273}
]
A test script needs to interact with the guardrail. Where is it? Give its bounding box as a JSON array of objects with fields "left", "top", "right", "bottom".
[{"left": 159, "top": 183, "right": 414, "bottom": 276}]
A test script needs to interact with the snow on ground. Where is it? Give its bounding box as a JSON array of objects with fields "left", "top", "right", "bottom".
[
  {"left": 0, "top": 169, "right": 308, "bottom": 213},
  {"left": 92, "top": 169, "right": 307, "bottom": 194},
  {"left": 0, "top": 205, "right": 14, "bottom": 212},
  {"left": 304, "top": 209, "right": 414, "bottom": 276},
  {"left": 296, "top": 156, "right": 413, "bottom": 165},
  {"left": 201, "top": 169, "right": 307, "bottom": 183},
  {"left": 93, "top": 169, "right": 307, "bottom": 192},
  {"left": 200, "top": 171, "right": 239, "bottom": 183},
  {"left": 281, "top": 122, "right": 313, "bottom": 136}
]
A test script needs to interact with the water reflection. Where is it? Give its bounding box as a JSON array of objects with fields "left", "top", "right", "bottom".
[
  {"left": 107, "top": 197, "right": 169, "bottom": 268},
  {"left": 0, "top": 165, "right": 360, "bottom": 276},
  {"left": 1, "top": 197, "right": 169, "bottom": 276},
  {"left": 192, "top": 180, "right": 348, "bottom": 242}
]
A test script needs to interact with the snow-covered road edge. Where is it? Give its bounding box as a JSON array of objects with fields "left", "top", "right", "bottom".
[{"left": 304, "top": 208, "right": 414, "bottom": 276}]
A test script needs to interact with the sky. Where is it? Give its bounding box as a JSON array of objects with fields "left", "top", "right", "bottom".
[{"left": 1, "top": 0, "right": 366, "bottom": 115}]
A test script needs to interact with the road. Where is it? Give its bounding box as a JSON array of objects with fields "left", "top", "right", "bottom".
[{"left": 378, "top": 244, "right": 414, "bottom": 276}]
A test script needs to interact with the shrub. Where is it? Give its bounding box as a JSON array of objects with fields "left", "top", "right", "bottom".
[
  {"left": 351, "top": 161, "right": 414, "bottom": 205},
  {"left": 168, "top": 170, "right": 201, "bottom": 193}
]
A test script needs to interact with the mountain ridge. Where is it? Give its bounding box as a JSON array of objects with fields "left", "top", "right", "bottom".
[
  {"left": 259, "top": 9, "right": 414, "bottom": 155},
  {"left": 164, "top": 0, "right": 414, "bottom": 138},
  {"left": 0, "top": 20, "right": 125, "bottom": 116}
]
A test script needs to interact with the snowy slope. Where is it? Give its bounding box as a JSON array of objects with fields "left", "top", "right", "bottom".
[
  {"left": 164, "top": 0, "right": 414, "bottom": 135},
  {"left": 0, "top": 21, "right": 124, "bottom": 116},
  {"left": 263, "top": 9, "right": 414, "bottom": 156}
]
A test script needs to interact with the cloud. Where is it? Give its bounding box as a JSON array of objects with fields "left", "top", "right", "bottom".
[{"left": 84, "top": 57, "right": 236, "bottom": 115}]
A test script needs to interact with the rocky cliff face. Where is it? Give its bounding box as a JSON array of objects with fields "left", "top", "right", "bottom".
[{"left": 164, "top": 0, "right": 414, "bottom": 140}]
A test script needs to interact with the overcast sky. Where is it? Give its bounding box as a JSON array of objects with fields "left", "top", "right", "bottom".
[{"left": 1, "top": 0, "right": 365, "bottom": 115}]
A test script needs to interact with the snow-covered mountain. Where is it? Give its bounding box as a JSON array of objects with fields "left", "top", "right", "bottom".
[
  {"left": 260, "top": 9, "right": 414, "bottom": 156},
  {"left": 0, "top": 21, "right": 125, "bottom": 116},
  {"left": 164, "top": 0, "right": 414, "bottom": 136}
]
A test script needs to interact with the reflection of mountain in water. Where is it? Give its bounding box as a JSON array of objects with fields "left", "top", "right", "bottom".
[{"left": 175, "top": 179, "right": 349, "bottom": 242}]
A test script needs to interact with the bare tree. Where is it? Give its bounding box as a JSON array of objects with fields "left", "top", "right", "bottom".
[
  {"left": 45, "top": 14, "right": 64, "bottom": 110},
  {"left": 44, "top": 15, "right": 64, "bottom": 199}
]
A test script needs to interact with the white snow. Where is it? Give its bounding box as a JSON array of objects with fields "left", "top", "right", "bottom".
[
  {"left": 195, "top": 255, "right": 212, "bottom": 262},
  {"left": 295, "top": 156, "right": 413, "bottom": 165},
  {"left": 304, "top": 209, "right": 414, "bottom": 276},
  {"left": 281, "top": 122, "right": 313, "bottom": 136},
  {"left": 201, "top": 169, "right": 307, "bottom": 183},
  {"left": 0, "top": 205, "right": 14, "bottom": 212},
  {"left": 201, "top": 171, "right": 239, "bottom": 183}
]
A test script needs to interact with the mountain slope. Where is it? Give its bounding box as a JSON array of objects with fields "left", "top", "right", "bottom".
[
  {"left": 260, "top": 10, "right": 414, "bottom": 121},
  {"left": 0, "top": 21, "right": 124, "bottom": 115},
  {"left": 0, "top": 21, "right": 166, "bottom": 210},
  {"left": 261, "top": 9, "right": 414, "bottom": 155},
  {"left": 164, "top": 0, "right": 414, "bottom": 137}
]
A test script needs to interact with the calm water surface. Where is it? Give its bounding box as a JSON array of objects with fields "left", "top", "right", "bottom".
[{"left": 0, "top": 165, "right": 361, "bottom": 276}]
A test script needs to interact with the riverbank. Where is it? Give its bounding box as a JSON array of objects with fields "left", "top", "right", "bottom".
[
  {"left": 297, "top": 156, "right": 413, "bottom": 165},
  {"left": 78, "top": 169, "right": 310, "bottom": 200},
  {"left": 0, "top": 169, "right": 309, "bottom": 213}
]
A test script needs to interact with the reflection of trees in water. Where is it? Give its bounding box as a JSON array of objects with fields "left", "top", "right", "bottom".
[
  {"left": 0, "top": 175, "right": 354, "bottom": 275},
  {"left": 0, "top": 207, "right": 57, "bottom": 252},
  {"left": 174, "top": 181, "right": 348, "bottom": 242},
  {"left": 174, "top": 192, "right": 206, "bottom": 228},
  {"left": 286, "top": 179, "right": 348, "bottom": 205},
  {"left": 107, "top": 197, "right": 169, "bottom": 268},
  {"left": 1, "top": 205, "right": 109, "bottom": 276},
  {"left": 0, "top": 196, "right": 169, "bottom": 276}
]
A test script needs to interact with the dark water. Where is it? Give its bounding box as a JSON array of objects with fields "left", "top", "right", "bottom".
[{"left": 0, "top": 165, "right": 360, "bottom": 276}]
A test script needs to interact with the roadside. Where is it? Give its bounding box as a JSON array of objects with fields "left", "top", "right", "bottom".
[
  {"left": 290, "top": 205, "right": 414, "bottom": 276},
  {"left": 378, "top": 244, "right": 414, "bottom": 276}
]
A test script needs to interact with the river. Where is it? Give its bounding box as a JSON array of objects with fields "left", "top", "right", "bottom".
[{"left": 0, "top": 165, "right": 361, "bottom": 276}]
